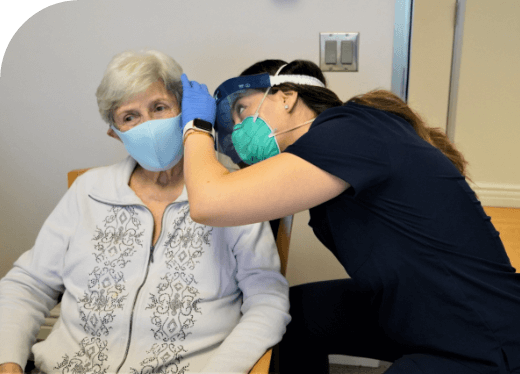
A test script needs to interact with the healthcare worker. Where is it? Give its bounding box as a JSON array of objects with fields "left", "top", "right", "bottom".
[{"left": 180, "top": 59, "right": 520, "bottom": 374}]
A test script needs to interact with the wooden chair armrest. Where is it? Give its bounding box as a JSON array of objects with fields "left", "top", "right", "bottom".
[
  {"left": 67, "top": 168, "right": 91, "bottom": 188},
  {"left": 249, "top": 349, "right": 272, "bottom": 374}
]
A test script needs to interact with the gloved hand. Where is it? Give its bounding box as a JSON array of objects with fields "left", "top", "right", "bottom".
[{"left": 181, "top": 74, "right": 216, "bottom": 130}]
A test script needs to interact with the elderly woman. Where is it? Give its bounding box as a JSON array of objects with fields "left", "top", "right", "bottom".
[{"left": 0, "top": 50, "right": 290, "bottom": 374}]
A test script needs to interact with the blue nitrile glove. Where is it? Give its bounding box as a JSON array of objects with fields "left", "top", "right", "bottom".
[{"left": 181, "top": 74, "right": 216, "bottom": 130}]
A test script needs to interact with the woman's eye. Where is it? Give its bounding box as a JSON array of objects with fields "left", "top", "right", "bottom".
[
  {"left": 156, "top": 105, "right": 166, "bottom": 112},
  {"left": 124, "top": 115, "right": 135, "bottom": 122},
  {"left": 237, "top": 105, "right": 246, "bottom": 115}
]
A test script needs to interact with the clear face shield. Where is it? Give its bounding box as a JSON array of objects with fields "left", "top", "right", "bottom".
[
  {"left": 213, "top": 67, "right": 325, "bottom": 169},
  {"left": 214, "top": 73, "right": 272, "bottom": 169}
]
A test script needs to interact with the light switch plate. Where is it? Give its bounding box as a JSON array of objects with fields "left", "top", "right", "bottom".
[{"left": 320, "top": 32, "right": 359, "bottom": 72}]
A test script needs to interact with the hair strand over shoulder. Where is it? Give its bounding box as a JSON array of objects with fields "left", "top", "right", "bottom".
[{"left": 347, "top": 90, "right": 470, "bottom": 178}]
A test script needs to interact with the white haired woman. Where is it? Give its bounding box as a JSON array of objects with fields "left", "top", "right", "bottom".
[{"left": 0, "top": 50, "right": 290, "bottom": 374}]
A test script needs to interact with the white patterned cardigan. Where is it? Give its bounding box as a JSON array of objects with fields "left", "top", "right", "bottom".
[{"left": 0, "top": 156, "right": 290, "bottom": 374}]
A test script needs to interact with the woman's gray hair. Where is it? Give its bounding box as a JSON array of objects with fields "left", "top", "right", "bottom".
[{"left": 96, "top": 50, "right": 183, "bottom": 125}]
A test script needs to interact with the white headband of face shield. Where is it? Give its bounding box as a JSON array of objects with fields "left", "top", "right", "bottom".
[
  {"left": 252, "top": 64, "right": 324, "bottom": 122},
  {"left": 269, "top": 64, "right": 326, "bottom": 88},
  {"left": 270, "top": 75, "right": 325, "bottom": 88}
]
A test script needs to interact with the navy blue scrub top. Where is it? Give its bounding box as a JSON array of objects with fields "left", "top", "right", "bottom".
[{"left": 285, "top": 102, "right": 520, "bottom": 373}]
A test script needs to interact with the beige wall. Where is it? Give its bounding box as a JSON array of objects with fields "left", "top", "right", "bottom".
[
  {"left": 453, "top": 0, "right": 520, "bottom": 207},
  {"left": 286, "top": 211, "right": 349, "bottom": 286},
  {"left": 408, "top": 0, "right": 520, "bottom": 208}
]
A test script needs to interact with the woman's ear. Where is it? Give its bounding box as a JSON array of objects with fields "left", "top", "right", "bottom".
[
  {"left": 278, "top": 90, "right": 299, "bottom": 112},
  {"left": 107, "top": 127, "right": 122, "bottom": 141}
]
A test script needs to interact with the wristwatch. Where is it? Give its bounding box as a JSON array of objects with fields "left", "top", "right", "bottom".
[{"left": 183, "top": 119, "right": 216, "bottom": 139}]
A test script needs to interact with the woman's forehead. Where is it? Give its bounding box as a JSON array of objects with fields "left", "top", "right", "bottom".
[{"left": 117, "top": 81, "right": 177, "bottom": 112}]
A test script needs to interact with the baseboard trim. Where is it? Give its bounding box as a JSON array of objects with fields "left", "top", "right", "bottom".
[{"left": 471, "top": 182, "right": 520, "bottom": 208}]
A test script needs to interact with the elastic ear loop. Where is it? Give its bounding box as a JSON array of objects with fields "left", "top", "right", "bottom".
[
  {"left": 268, "top": 118, "right": 316, "bottom": 138},
  {"left": 253, "top": 64, "right": 288, "bottom": 123},
  {"left": 252, "top": 88, "right": 271, "bottom": 123}
]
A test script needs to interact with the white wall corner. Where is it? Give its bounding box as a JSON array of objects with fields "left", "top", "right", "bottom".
[{"left": 471, "top": 182, "right": 520, "bottom": 208}]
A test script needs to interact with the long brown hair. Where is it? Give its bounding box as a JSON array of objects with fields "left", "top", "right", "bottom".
[{"left": 347, "top": 90, "right": 470, "bottom": 178}]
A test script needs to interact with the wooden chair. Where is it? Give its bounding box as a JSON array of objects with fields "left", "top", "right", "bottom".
[{"left": 67, "top": 168, "right": 293, "bottom": 374}]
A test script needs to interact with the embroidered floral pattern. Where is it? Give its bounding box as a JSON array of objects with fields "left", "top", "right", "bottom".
[
  {"left": 130, "top": 343, "right": 189, "bottom": 374},
  {"left": 56, "top": 205, "right": 146, "bottom": 372},
  {"left": 92, "top": 206, "right": 145, "bottom": 268},
  {"left": 55, "top": 204, "right": 215, "bottom": 372},
  {"left": 132, "top": 205, "right": 212, "bottom": 372},
  {"left": 80, "top": 266, "right": 128, "bottom": 336},
  {"left": 54, "top": 337, "right": 109, "bottom": 374},
  {"left": 146, "top": 272, "right": 202, "bottom": 342},
  {"left": 163, "top": 206, "right": 212, "bottom": 271}
]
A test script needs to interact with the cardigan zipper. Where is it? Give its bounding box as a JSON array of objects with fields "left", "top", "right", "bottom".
[
  {"left": 115, "top": 248, "right": 153, "bottom": 373},
  {"left": 115, "top": 203, "right": 173, "bottom": 373}
]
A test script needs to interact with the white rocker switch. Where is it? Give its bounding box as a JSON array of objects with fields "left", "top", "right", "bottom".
[
  {"left": 341, "top": 40, "right": 354, "bottom": 64},
  {"left": 325, "top": 40, "right": 338, "bottom": 64}
]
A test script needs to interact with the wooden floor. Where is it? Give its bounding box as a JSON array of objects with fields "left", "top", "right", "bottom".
[{"left": 483, "top": 207, "right": 520, "bottom": 271}]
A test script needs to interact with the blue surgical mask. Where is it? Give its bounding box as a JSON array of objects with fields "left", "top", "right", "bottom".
[{"left": 111, "top": 114, "right": 183, "bottom": 172}]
